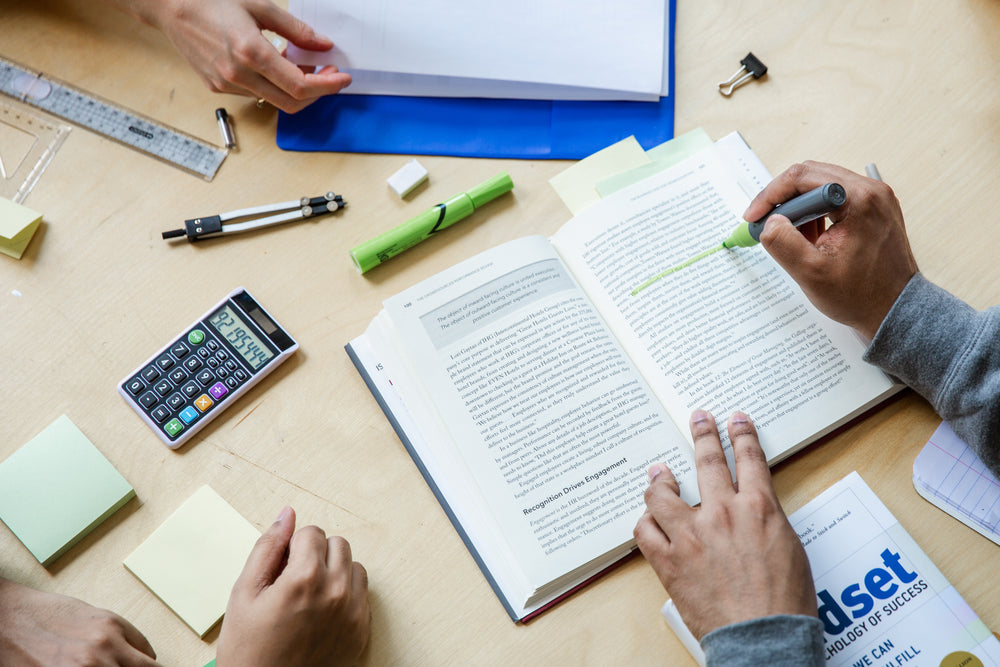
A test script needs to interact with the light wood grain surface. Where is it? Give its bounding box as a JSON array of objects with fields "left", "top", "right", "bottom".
[{"left": 2, "top": 1, "right": 999, "bottom": 664}]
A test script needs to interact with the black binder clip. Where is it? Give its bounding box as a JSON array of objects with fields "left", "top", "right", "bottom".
[{"left": 717, "top": 52, "right": 768, "bottom": 96}]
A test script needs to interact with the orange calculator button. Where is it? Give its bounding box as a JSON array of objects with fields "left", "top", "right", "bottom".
[{"left": 195, "top": 394, "right": 214, "bottom": 412}]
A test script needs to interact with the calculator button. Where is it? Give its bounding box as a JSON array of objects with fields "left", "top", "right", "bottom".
[
  {"left": 207, "top": 357, "right": 220, "bottom": 369},
  {"left": 188, "top": 329, "right": 206, "bottom": 345},
  {"left": 225, "top": 377, "right": 239, "bottom": 389},
  {"left": 216, "top": 367, "right": 229, "bottom": 379},
  {"left": 209, "top": 382, "right": 228, "bottom": 400},
  {"left": 181, "top": 380, "right": 200, "bottom": 398},
  {"left": 171, "top": 342, "right": 190, "bottom": 359},
  {"left": 207, "top": 340, "right": 220, "bottom": 352},
  {"left": 168, "top": 368, "right": 188, "bottom": 385},
  {"left": 216, "top": 350, "right": 229, "bottom": 361},
  {"left": 156, "top": 354, "right": 175, "bottom": 371},
  {"left": 138, "top": 391, "right": 158, "bottom": 409},
  {"left": 196, "top": 370, "right": 215, "bottom": 387},
  {"left": 140, "top": 366, "right": 161, "bottom": 383},
  {"left": 234, "top": 369, "right": 249, "bottom": 382},
  {"left": 166, "top": 393, "right": 185, "bottom": 410},
  {"left": 197, "top": 347, "right": 211, "bottom": 359},
  {"left": 184, "top": 356, "right": 203, "bottom": 372},
  {"left": 125, "top": 377, "right": 146, "bottom": 396},
  {"left": 225, "top": 360, "right": 237, "bottom": 371},
  {"left": 194, "top": 394, "right": 214, "bottom": 412},
  {"left": 179, "top": 406, "right": 199, "bottom": 424},
  {"left": 151, "top": 405, "right": 171, "bottom": 423},
  {"left": 154, "top": 379, "right": 172, "bottom": 397},
  {"left": 164, "top": 419, "right": 184, "bottom": 438}
]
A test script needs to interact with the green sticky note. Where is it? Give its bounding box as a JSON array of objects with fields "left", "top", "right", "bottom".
[
  {"left": 0, "top": 196, "right": 43, "bottom": 259},
  {"left": 645, "top": 126, "right": 715, "bottom": 163},
  {"left": 124, "top": 485, "right": 260, "bottom": 637},
  {"left": 0, "top": 415, "right": 135, "bottom": 566},
  {"left": 595, "top": 127, "right": 714, "bottom": 197}
]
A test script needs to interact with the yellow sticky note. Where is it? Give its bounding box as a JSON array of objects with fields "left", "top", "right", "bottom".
[
  {"left": 548, "top": 136, "right": 651, "bottom": 215},
  {"left": 124, "top": 486, "right": 260, "bottom": 637},
  {"left": 0, "top": 197, "right": 42, "bottom": 259}
]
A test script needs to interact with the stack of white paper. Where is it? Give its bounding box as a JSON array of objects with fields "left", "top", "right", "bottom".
[{"left": 288, "top": 0, "right": 669, "bottom": 101}]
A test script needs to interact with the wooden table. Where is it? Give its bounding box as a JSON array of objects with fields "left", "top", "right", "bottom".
[{"left": 2, "top": 0, "right": 999, "bottom": 664}]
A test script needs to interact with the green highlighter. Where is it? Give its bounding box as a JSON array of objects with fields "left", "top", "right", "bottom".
[
  {"left": 722, "top": 182, "right": 846, "bottom": 248},
  {"left": 632, "top": 182, "right": 846, "bottom": 295},
  {"left": 351, "top": 172, "right": 514, "bottom": 273}
]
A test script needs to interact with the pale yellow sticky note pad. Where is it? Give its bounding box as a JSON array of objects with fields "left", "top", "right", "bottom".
[
  {"left": 0, "top": 197, "right": 42, "bottom": 259},
  {"left": 548, "top": 136, "right": 651, "bottom": 215},
  {"left": 124, "top": 485, "right": 260, "bottom": 636}
]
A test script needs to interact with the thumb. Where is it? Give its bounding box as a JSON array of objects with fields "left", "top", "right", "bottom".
[
  {"left": 759, "top": 214, "right": 820, "bottom": 280},
  {"left": 240, "top": 506, "right": 296, "bottom": 594}
]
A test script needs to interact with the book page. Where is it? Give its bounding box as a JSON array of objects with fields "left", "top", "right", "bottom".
[
  {"left": 381, "top": 236, "right": 694, "bottom": 598},
  {"left": 551, "top": 138, "right": 895, "bottom": 462}
]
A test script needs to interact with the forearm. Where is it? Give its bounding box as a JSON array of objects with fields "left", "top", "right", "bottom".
[
  {"left": 701, "top": 615, "right": 824, "bottom": 667},
  {"left": 865, "top": 272, "right": 1000, "bottom": 476}
]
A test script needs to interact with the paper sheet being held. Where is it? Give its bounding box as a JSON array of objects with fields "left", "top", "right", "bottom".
[{"left": 287, "top": 0, "right": 667, "bottom": 100}]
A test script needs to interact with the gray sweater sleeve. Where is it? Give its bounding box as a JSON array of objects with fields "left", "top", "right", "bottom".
[
  {"left": 864, "top": 272, "right": 1000, "bottom": 477},
  {"left": 700, "top": 615, "right": 825, "bottom": 666}
]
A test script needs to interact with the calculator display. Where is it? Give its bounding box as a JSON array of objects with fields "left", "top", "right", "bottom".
[{"left": 208, "top": 304, "right": 275, "bottom": 370}]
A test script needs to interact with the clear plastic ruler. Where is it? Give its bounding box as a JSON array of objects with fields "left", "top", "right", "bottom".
[
  {"left": 0, "top": 55, "right": 227, "bottom": 181},
  {"left": 0, "top": 98, "right": 71, "bottom": 203}
]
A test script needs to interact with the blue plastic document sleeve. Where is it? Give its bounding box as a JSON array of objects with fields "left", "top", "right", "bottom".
[{"left": 276, "top": 0, "right": 676, "bottom": 159}]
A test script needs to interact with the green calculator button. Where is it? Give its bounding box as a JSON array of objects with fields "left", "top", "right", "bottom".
[
  {"left": 164, "top": 418, "right": 185, "bottom": 438},
  {"left": 188, "top": 329, "right": 206, "bottom": 345}
]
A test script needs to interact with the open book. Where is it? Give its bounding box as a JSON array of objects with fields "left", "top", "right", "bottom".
[
  {"left": 663, "top": 472, "right": 1000, "bottom": 665},
  {"left": 346, "top": 133, "right": 899, "bottom": 621}
]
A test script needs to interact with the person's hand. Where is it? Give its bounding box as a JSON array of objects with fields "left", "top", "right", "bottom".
[
  {"left": 117, "top": 0, "right": 352, "bottom": 113},
  {"left": 216, "top": 507, "right": 370, "bottom": 667},
  {"left": 747, "top": 161, "right": 919, "bottom": 340},
  {"left": 0, "top": 578, "right": 159, "bottom": 666},
  {"left": 634, "top": 410, "right": 816, "bottom": 640}
]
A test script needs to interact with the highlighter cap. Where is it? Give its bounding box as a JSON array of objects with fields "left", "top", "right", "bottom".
[{"left": 468, "top": 172, "right": 514, "bottom": 208}]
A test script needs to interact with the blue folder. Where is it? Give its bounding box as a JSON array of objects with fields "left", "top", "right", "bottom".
[{"left": 276, "top": 0, "right": 675, "bottom": 159}]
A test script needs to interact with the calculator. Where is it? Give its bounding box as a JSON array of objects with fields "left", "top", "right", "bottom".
[{"left": 118, "top": 288, "right": 298, "bottom": 448}]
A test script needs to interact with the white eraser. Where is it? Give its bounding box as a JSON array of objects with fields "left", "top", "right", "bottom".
[{"left": 387, "top": 159, "right": 429, "bottom": 198}]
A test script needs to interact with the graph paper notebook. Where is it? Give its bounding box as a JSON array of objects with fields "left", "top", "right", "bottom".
[{"left": 912, "top": 421, "right": 1000, "bottom": 546}]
